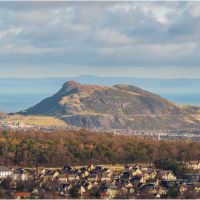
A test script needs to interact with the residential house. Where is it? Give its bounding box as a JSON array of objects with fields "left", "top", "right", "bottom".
[
  {"left": 77, "top": 167, "right": 87, "bottom": 174},
  {"left": 52, "top": 171, "right": 60, "bottom": 180},
  {"left": 110, "top": 179, "right": 118, "bottom": 186},
  {"left": 120, "top": 186, "right": 135, "bottom": 196},
  {"left": 31, "top": 188, "right": 39, "bottom": 197},
  {"left": 87, "top": 173, "right": 99, "bottom": 182},
  {"left": 131, "top": 176, "right": 143, "bottom": 187},
  {"left": 129, "top": 187, "right": 135, "bottom": 194},
  {"left": 183, "top": 174, "right": 200, "bottom": 182},
  {"left": 155, "top": 186, "right": 167, "bottom": 198},
  {"left": 121, "top": 186, "right": 128, "bottom": 194},
  {"left": 12, "top": 168, "right": 28, "bottom": 181},
  {"left": 84, "top": 181, "right": 93, "bottom": 191},
  {"left": 78, "top": 185, "right": 86, "bottom": 196},
  {"left": 66, "top": 173, "right": 79, "bottom": 182},
  {"left": 87, "top": 164, "right": 95, "bottom": 172},
  {"left": 179, "top": 183, "right": 189, "bottom": 193},
  {"left": 93, "top": 166, "right": 103, "bottom": 173},
  {"left": 37, "top": 168, "right": 46, "bottom": 175},
  {"left": 122, "top": 181, "right": 132, "bottom": 189},
  {"left": 92, "top": 180, "right": 99, "bottom": 187},
  {"left": 101, "top": 168, "right": 112, "bottom": 175},
  {"left": 57, "top": 174, "right": 68, "bottom": 183},
  {"left": 131, "top": 174, "right": 147, "bottom": 184},
  {"left": 99, "top": 182, "right": 108, "bottom": 192},
  {"left": 143, "top": 168, "right": 157, "bottom": 180},
  {"left": 107, "top": 185, "right": 119, "bottom": 198},
  {"left": 78, "top": 167, "right": 89, "bottom": 178},
  {"left": 100, "top": 171, "right": 113, "bottom": 182},
  {"left": 140, "top": 184, "right": 157, "bottom": 196},
  {"left": 124, "top": 165, "right": 133, "bottom": 172},
  {"left": 160, "top": 180, "right": 179, "bottom": 189},
  {"left": 186, "top": 161, "right": 200, "bottom": 170},
  {"left": 57, "top": 183, "right": 72, "bottom": 197},
  {"left": 158, "top": 170, "right": 176, "bottom": 180},
  {"left": 131, "top": 167, "right": 143, "bottom": 177},
  {"left": 0, "top": 166, "right": 12, "bottom": 178},
  {"left": 120, "top": 172, "right": 131, "bottom": 182},
  {"left": 63, "top": 166, "right": 73, "bottom": 173},
  {"left": 194, "top": 185, "right": 200, "bottom": 193}
]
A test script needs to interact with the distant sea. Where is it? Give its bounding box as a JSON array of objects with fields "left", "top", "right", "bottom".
[
  {"left": 0, "top": 93, "right": 52, "bottom": 113},
  {"left": 0, "top": 92, "right": 199, "bottom": 113},
  {"left": 160, "top": 93, "right": 200, "bottom": 106}
]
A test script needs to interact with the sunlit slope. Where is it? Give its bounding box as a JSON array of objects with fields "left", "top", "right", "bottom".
[{"left": 20, "top": 81, "right": 200, "bottom": 130}]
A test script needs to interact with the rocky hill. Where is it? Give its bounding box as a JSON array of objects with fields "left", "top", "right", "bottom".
[{"left": 20, "top": 81, "right": 200, "bottom": 130}]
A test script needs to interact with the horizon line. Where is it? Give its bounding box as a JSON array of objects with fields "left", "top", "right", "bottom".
[{"left": 0, "top": 75, "right": 200, "bottom": 80}]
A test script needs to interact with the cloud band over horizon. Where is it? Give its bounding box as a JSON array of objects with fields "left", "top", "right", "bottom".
[{"left": 0, "top": 2, "right": 200, "bottom": 78}]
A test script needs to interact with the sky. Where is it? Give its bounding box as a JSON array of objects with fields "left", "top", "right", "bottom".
[{"left": 0, "top": 2, "right": 200, "bottom": 78}]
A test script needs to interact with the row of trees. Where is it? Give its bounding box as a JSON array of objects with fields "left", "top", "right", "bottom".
[{"left": 0, "top": 129, "right": 200, "bottom": 168}]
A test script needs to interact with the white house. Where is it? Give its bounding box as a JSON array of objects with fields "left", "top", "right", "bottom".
[{"left": 0, "top": 166, "right": 12, "bottom": 178}]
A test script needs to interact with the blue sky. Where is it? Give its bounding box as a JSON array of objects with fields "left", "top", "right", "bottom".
[{"left": 0, "top": 2, "right": 200, "bottom": 78}]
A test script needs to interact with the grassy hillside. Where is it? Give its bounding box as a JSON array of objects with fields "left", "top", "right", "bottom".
[{"left": 5, "top": 115, "right": 67, "bottom": 127}]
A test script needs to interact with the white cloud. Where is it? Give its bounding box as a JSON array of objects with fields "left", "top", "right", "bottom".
[
  {"left": 190, "top": 4, "right": 200, "bottom": 17},
  {"left": 0, "top": 2, "right": 199, "bottom": 78},
  {"left": 109, "top": 2, "right": 177, "bottom": 24},
  {"left": 142, "top": 43, "right": 197, "bottom": 57},
  {"left": 17, "top": 11, "right": 51, "bottom": 25},
  {"left": 97, "top": 29, "right": 134, "bottom": 46},
  {"left": 0, "top": 27, "right": 23, "bottom": 40},
  {"left": 70, "top": 24, "right": 89, "bottom": 32},
  {"left": 1, "top": 44, "right": 58, "bottom": 55}
]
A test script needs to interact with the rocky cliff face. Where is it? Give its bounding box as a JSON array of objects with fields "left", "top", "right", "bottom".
[{"left": 21, "top": 81, "right": 200, "bottom": 130}]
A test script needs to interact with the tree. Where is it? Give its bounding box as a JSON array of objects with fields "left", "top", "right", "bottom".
[
  {"left": 167, "top": 187, "right": 179, "bottom": 198},
  {"left": 154, "top": 158, "right": 186, "bottom": 177},
  {"left": 2, "top": 130, "right": 8, "bottom": 137},
  {"left": 1, "top": 129, "right": 200, "bottom": 166},
  {"left": 69, "top": 186, "right": 80, "bottom": 198},
  {"left": 1, "top": 177, "right": 12, "bottom": 190},
  {"left": 16, "top": 180, "right": 24, "bottom": 191},
  {"left": 0, "top": 188, "right": 5, "bottom": 198}
]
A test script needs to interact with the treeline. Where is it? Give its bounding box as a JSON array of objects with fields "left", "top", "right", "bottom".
[{"left": 0, "top": 129, "right": 200, "bottom": 167}]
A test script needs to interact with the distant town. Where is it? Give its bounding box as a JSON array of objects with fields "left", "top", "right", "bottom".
[{"left": 1, "top": 115, "right": 200, "bottom": 141}]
